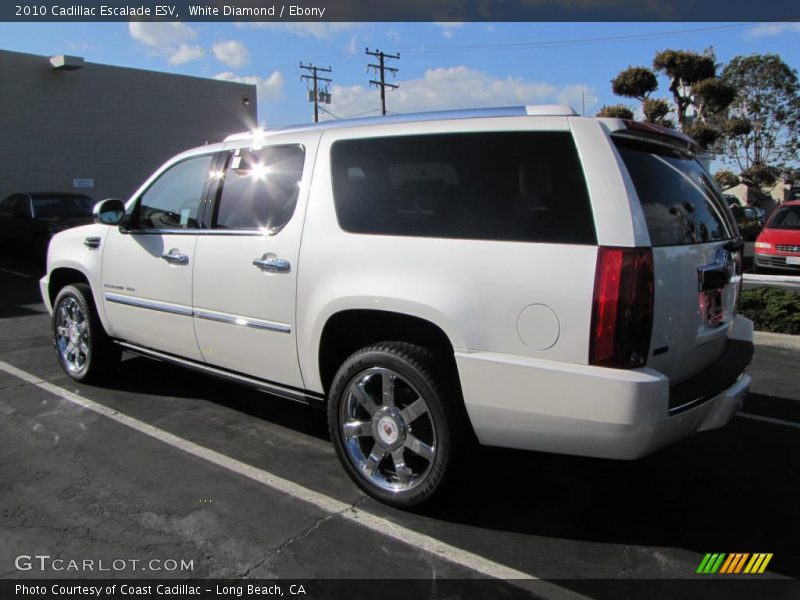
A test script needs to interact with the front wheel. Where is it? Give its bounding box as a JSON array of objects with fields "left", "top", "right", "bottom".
[
  {"left": 53, "top": 283, "right": 120, "bottom": 382},
  {"left": 328, "top": 342, "right": 460, "bottom": 508}
]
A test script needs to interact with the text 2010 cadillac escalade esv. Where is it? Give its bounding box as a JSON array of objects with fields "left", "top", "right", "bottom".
[{"left": 41, "top": 106, "right": 754, "bottom": 507}]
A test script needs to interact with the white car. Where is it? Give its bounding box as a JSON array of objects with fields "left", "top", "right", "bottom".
[{"left": 41, "top": 106, "right": 754, "bottom": 507}]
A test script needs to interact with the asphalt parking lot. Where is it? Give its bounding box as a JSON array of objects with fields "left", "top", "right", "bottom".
[{"left": 1, "top": 252, "right": 798, "bottom": 598}]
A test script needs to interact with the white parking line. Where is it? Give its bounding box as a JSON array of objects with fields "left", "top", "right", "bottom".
[
  {"left": 0, "top": 267, "right": 35, "bottom": 279},
  {"left": 0, "top": 360, "right": 590, "bottom": 598},
  {"left": 738, "top": 412, "right": 800, "bottom": 430}
]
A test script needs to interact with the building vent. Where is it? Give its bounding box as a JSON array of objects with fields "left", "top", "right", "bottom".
[{"left": 49, "top": 55, "right": 85, "bottom": 70}]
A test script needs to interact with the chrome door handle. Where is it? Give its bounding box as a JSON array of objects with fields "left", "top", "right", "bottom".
[
  {"left": 161, "top": 249, "right": 189, "bottom": 265},
  {"left": 253, "top": 254, "right": 291, "bottom": 273}
]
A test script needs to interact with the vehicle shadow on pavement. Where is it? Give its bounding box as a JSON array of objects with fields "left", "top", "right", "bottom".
[
  {"left": 427, "top": 415, "right": 798, "bottom": 579},
  {"left": 0, "top": 252, "right": 46, "bottom": 319},
  {"left": 109, "top": 355, "right": 331, "bottom": 442}
]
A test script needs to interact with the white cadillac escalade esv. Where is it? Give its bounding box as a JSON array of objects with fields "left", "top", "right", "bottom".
[{"left": 41, "top": 105, "right": 754, "bottom": 507}]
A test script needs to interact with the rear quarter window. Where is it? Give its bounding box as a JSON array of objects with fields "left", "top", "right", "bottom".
[
  {"left": 330, "top": 131, "right": 596, "bottom": 244},
  {"left": 614, "top": 137, "right": 735, "bottom": 246}
]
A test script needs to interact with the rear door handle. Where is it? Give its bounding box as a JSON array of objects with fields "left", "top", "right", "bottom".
[
  {"left": 161, "top": 249, "right": 189, "bottom": 265},
  {"left": 253, "top": 254, "right": 291, "bottom": 273}
]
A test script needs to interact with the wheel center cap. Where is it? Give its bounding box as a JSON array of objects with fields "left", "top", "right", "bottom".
[
  {"left": 372, "top": 407, "right": 406, "bottom": 450},
  {"left": 69, "top": 325, "right": 79, "bottom": 342},
  {"left": 377, "top": 416, "right": 399, "bottom": 445}
]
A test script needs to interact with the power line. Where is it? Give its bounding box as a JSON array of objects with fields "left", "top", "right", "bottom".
[
  {"left": 392, "top": 23, "right": 765, "bottom": 54},
  {"left": 300, "top": 62, "right": 332, "bottom": 123},
  {"left": 366, "top": 48, "right": 400, "bottom": 116},
  {"left": 256, "top": 23, "right": 772, "bottom": 85}
]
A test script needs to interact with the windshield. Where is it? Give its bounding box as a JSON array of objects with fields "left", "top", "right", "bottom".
[
  {"left": 32, "top": 196, "right": 94, "bottom": 218},
  {"left": 768, "top": 205, "right": 800, "bottom": 230}
]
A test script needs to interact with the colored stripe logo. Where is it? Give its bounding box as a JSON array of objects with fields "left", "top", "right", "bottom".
[{"left": 697, "top": 553, "right": 773, "bottom": 574}]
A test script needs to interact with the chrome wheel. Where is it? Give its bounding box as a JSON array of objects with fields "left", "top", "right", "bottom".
[
  {"left": 340, "top": 367, "right": 437, "bottom": 493},
  {"left": 55, "top": 297, "right": 90, "bottom": 374}
]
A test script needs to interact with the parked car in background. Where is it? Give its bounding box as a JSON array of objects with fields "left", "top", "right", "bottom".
[
  {"left": 0, "top": 192, "right": 95, "bottom": 258},
  {"left": 728, "top": 203, "right": 766, "bottom": 242},
  {"left": 754, "top": 200, "right": 800, "bottom": 273}
]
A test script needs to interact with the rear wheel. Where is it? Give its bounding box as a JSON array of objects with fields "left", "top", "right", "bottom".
[
  {"left": 53, "top": 283, "right": 120, "bottom": 382},
  {"left": 327, "top": 342, "right": 460, "bottom": 508}
]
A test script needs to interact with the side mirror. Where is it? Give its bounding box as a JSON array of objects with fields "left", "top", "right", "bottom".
[{"left": 93, "top": 198, "right": 126, "bottom": 226}]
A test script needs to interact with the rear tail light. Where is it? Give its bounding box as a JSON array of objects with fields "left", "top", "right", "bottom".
[{"left": 590, "top": 247, "right": 654, "bottom": 369}]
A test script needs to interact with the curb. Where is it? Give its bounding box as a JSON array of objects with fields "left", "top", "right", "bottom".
[
  {"left": 754, "top": 330, "right": 800, "bottom": 351},
  {"left": 743, "top": 273, "right": 800, "bottom": 285}
]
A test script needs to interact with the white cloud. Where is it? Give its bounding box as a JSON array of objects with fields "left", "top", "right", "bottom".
[
  {"left": 345, "top": 35, "right": 358, "bottom": 54},
  {"left": 746, "top": 22, "right": 800, "bottom": 38},
  {"left": 241, "top": 22, "right": 358, "bottom": 41},
  {"left": 215, "top": 70, "right": 285, "bottom": 101},
  {"left": 327, "top": 66, "right": 596, "bottom": 119},
  {"left": 212, "top": 40, "right": 249, "bottom": 68},
  {"left": 129, "top": 22, "right": 197, "bottom": 48},
  {"left": 128, "top": 22, "right": 204, "bottom": 65},
  {"left": 168, "top": 44, "right": 204, "bottom": 65},
  {"left": 434, "top": 22, "right": 465, "bottom": 38}
]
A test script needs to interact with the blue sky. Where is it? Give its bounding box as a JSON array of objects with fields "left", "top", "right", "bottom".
[{"left": 1, "top": 21, "right": 799, "bottom": 127}]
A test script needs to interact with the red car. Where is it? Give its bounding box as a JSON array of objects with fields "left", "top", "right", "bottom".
[{"left": 753, "top": 200, "right": 800, "bottom": 273}]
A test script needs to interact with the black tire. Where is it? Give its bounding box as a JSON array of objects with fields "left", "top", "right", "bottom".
[
  {"left": 327, "top": 342, "right": 464, "bottom": 508},
  {"left": 52, "top": 283, "right": 121, "bottom": 383}
]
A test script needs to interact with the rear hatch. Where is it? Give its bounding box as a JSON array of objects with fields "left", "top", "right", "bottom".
[{"left": 611, "top": 125, "right": 742, "bottom": 388}]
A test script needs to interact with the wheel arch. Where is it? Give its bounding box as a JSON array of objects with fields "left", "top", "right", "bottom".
[
  {"left": 317, "top": 309, "right": 461, "bottom": 398},
  {"left": 48, "top": 267, "right": 91, "bottom": 307}
]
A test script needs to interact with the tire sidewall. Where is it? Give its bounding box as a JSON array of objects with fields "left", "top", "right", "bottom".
[
  {"left": 328, "top": 345, "right": 452, "bottom": 508},
  {"left": 53, "top": 285, "right": 95, "bottom": 381}
]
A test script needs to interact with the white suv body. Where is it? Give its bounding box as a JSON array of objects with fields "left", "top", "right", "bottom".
[{"left": 41, "top": 106, "right": 754, "bottom": 507}]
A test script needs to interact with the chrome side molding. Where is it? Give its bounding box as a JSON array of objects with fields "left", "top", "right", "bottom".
[
  {"left": 194, "top": 309, "right": 291, "bottom": 334},
  {"left": 103, "top": 294, "right": 291, "bottom": 334},
  {"left": 104, "top": 293, "right": 193, "bottom": 316}
]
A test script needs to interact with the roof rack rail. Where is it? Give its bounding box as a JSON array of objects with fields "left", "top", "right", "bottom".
[{"left": 224, "top": 104, "right": 578, "bottom": 143}]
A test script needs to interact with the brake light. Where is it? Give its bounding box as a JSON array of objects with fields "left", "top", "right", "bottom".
[{"left": 590, "top": 247, "right": 654, "bottom": 368}]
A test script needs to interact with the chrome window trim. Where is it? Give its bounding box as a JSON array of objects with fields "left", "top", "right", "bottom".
[
  {"left": 194, "top": 309, "right": 291, "bottom": 334},
  {"left": 104, "top": 293, "right": 193, "bottom": 317},
  {"left": 124, "top": 228, "right": 267, "bottom": 236}
]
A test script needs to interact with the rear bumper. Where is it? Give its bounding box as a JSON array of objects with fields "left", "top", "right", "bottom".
[{"left": 455, "top": 315, "right": 754, "bottom": 460}]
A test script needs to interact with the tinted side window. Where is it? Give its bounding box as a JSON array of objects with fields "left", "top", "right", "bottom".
[
  {"left": 215, "top": 145, "right": 304, "bottom": 232},
  {"left": 331, "top": 132, "right": 596, "bottom": 244},
  {"left": 137, "top": 155, "right": 214, "bottom": 230},
  {"left": 614, "top": 138, "right": 735, "bottom": 246},
  {"left": 0, "top": 196, "right": 14, "bottom": 217},
  {"left": 13, "top": 196, "right": 31, "bottom": 218}
]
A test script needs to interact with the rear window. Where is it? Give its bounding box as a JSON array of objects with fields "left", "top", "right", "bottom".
[
  {"left": 32, "top": 195, "right": 94, "bottom": 218},
  {"left": 614, "top": 137, "right": 735, "bottom": 246},
  {"left": 331, "top": 132, "right": 596, "bottom": 244}
]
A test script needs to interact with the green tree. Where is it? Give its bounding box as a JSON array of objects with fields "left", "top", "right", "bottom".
[
  {"left": 596, "top": 104, "right": 634, "bottom": 119},
  {"left": 720, "top": 54, "right": 800, "bottom": 190},
  {"left": 608, "top": 50, "right": 735, "bottom": 147},
  {"left": 713, "top": 169, "right": 740, "bottom": 190},
  {"left": 642, "top": 98, "right": 673, "bottom": 128},
  {"left": 653, "top": 50, "right": 715, "bottom": 127},
  {"left": 611, "top": 67, "right": 658, "bottom": 101}
]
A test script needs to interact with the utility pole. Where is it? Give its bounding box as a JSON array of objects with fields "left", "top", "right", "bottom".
[
  {"left": 300, "top": 63, "right": 332, "bottom": 123},
  {"left": 366, "top": 48, "right": 399, "bottom": 116}
]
